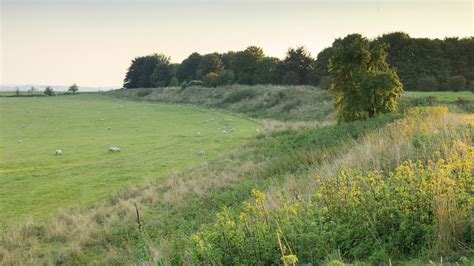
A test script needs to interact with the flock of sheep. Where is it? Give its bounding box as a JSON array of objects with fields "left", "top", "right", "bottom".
[{"left": 18, "top": 116, "right": 240, "bottom": 158}]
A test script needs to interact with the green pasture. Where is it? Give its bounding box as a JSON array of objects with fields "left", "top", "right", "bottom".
[
  {"left": 0, "top": 94, "right": 260, "bottom": 224},
  {"left": 403, "top": 90, "right": 474, "bottom": 102}
]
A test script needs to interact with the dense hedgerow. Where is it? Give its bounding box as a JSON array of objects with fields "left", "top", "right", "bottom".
[{"left": 191, "top": 144, "right": 473, "bottom": 264}]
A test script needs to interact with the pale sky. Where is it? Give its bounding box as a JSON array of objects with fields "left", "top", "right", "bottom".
[{"left": 1, "top": 0, "right": 473, "bottom": 87}]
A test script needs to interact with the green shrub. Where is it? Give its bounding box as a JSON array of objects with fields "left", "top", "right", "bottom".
[
  {"left": 191, "top": 144, "right": 473, "bottom": 264},
  {"left": 416, "top": 76, "right": 439, "bottom": 91},
  {"left": 202, "top": 72, "right": 220, "bottom": 87},
  {"left": 169, "top": 76, "right": 180, "bottom": 87},
  {"left": 318, "top": 75, "right": 333, "bottom": 90},
  {"left": 186, "top": 80, "right": 203, "bottom": 87},
  {"left": 282, "top": 71, "right": 299, "bottom": 85},
  {"left": 136, "top": 89, "right": 151, "bottom": 97},
  {"left": 223, "top": 89, "right": 257, "bottom": 104},
  {"left": 469, "top": 80, "right": 474, "bottom": 92},
  {"left": 448, "top": 76, "right": 466, "bottom": 92},
  {"left": 281, "top": 99, "right": 301, "bottom": 112},
  {"left": 218, "top": 70, "right": 235, "bottom": 85}
]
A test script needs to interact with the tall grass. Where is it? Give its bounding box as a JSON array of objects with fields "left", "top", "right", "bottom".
[
  {"left": 190, "top": 108, "right": 474, "bottom": 264},
  {"left": 110, "top": 85, "right": 334, "bottom": 121}
]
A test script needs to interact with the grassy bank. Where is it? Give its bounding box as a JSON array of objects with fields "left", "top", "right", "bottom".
[{"left": 109, "top": 85, "right": 334, "bottom": 121}]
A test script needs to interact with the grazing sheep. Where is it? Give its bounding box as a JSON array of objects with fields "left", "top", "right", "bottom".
[
  {"left": 18, "top": 140, "right": 22, "bottom": 144},
  {"left": 196, "top": 132, "right": 201, "bottom": 136},
  {"left": 222, "top": 130, "right": 227, "bottom": 134},
  {"left": 108, "top": 146, "right": 121, "bottom": 153},
  {"left": 256, "top": 129, "right": 260, "bottom": 133},
  {"left": 108, "top": 126, "right": 111, "bottom": 130},
  {"left": 55, "top": 149, "right": 62, "bottom": 156},
  {"left": 21, "top": 124, "right": 27, "bottom": 128},
  {"left": 196, "top": 150, "right": 205, "bottom": 156}
]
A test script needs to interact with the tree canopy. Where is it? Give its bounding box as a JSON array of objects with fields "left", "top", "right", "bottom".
[
  {"left": 68, "top": 84, "right": 79, "bottom": 93},
  {"left": 315, "top": 33, "right": 474, "bottom": 91},
  {"left": 123, "top": 33, "right": 473, "bottom": 91},
  {"left": 329, "top": 34, "right": 403, "bottom": 122}
]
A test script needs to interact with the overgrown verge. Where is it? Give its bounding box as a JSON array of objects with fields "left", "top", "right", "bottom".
[
  {"left": 108, "top": 85, "right": 334, "bottom": 121},
  {"left": 192, "top": 146, "right": 473, "bottom": 264},
  {"left": 189, "top": 107, "right": 474, "bottom": 264}
]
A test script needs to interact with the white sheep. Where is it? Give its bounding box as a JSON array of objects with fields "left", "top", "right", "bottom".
[
  {"left": 108, "top": 146, "right": 121, "bottom": 153},
  {"left": 108, "top": 126, "right": 111, "bottom": 130},
  {"left": 196, "top": 150, "right": 205, "bottom": 156},
  {"left": 222, "top": 130, "right": 227, "bottom": 134},
  {"left": 55, "top": 149, "right": 62, "bottom": 156},
  {"left": 18, "top": 140, "right": 22, "bottom": 144},
  {"left": 196, "top": 132, "right": 201, "bottom": 136}
]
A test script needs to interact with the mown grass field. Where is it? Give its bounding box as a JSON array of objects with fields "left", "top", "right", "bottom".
[
  {"left": 0, "top": 94, "right": 260, "bottom": 224},
  {"left": 403, "top": 90, "right": 474, "bottom": 102}
]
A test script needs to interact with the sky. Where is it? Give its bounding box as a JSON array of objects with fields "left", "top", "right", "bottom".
[{"left": 1, "top": 0, "right": 473, "bottom": 87}]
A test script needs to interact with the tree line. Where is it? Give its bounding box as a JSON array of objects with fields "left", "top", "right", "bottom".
[
  {"left": 123, "top": 32, "right": 474, "bottom": 91},
  {"left": 123, "top": 46, "right": 316, "bottom": 89}
]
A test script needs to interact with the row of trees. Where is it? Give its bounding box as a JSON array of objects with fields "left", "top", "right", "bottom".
[
  {"left": 123, "top": 46, "right": 317, "bottom": 88},
  {"left": 123, "top": 33, "right": 473, "bottom": 91},
  {"left": 317, "top": 33, "right": 474, "bottom": 91},
  {"left": 43, "top": 84, "right": 78, "bottom": 96}
]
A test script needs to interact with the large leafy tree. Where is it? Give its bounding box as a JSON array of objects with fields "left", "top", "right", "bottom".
[
  {"left": 254, "top": 57, "right": 280, "bottom": 84},
  {"left": 124, "top": 54, "right": 170, "bottom": 88},
  {"left": 229, "top": 46, "right": 265, "bottom": 84},
  {"left": 176, "top": 53, "right": 202, "bottom": 82},
  {"left": 150, "top": 61, "right": 173, "bottom": 87},
  {"left": 68, "top": 83, "right": 79, "bottom": 93},
  {"left": 195, "top": 53, "right": 224, "bottom": 80},
  {"left": 329, "top": 34, "right": 403, "bottom": 122},
  {"left": 280, "top": 46, "right": 316, "bottom": 85},
  {"left": 314, "top": 47, "right": 333, "bottom": 85}
]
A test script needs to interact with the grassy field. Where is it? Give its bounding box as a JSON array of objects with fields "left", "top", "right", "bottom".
[
  {"left": 1, "top": 86, "right": 473, "bottom": 265},
  {"left": 403, "top": 90, "right": 474, "bottom": 102},
  {"left": 0, "top": 94, "right": 260, "bottom": 224}
]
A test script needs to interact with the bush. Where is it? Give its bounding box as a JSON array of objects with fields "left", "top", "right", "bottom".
[
  {"left": 448, "top": 76, "right": 466, "bottom": 92},
  {"left": 281, "top": 99, "right": 301, "bottom": 112},
  {"left": 318, "top": 75, "right": 333, "bottom": 90},
  {"left": 416, "top": 76, "right": 439, "bottom": 91},
  {"left": 186, "top": 80, "right": 203, "bottom": 87},
  {"left": 222, "top": 89, "right": 257, "bottom": 104},
  {"left": 218, "top": 70, "right": 235, "bottom": 85},
  {"left": 191, "top": 144, "right": 473, "bottom": 264},
  {"left": 469, "top": 80, "right": 474, "bottom": 92},
  {"left": 136, "top": 89, "right": 151, "bottom": 97},
  {"left": 44, "top": 86, "right": 54, "bottom": 96},
  {"left": 168, "top": 76, "right": 180, "bottom": 87},
  {"left": 202, "top": 72, "right": 220, "bottom": 87},
  {"left": 282, "top": 71, "right": 299, "bottom": 85}
]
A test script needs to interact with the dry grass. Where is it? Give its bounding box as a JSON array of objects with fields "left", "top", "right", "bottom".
[{"left": 264, "top": 107, "right": 472, "bottom": 210}]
